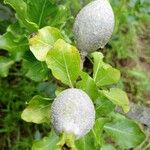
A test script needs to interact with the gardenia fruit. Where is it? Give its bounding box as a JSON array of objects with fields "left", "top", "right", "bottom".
[
  {"left": 73, "top": 0, "right": 115, "bottom": 54},
  {"left": 51, "top": 88, "right": 95, "bottom": 139}
]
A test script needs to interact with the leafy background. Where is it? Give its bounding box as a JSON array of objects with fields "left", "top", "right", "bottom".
[{"left": 0, "top": 0, "right": 150, "bottom": 149}]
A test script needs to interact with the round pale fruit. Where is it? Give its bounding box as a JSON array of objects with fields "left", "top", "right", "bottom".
[
  {"left": 73, "top": 0, "right": 115, "bottom": 54},
  {"left": 51, "top": 88, "right": 95, "bottom": 139}
]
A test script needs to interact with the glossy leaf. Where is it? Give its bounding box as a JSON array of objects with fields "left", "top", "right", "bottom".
[
  {"left": 21, "top": 95, "right": 51, "bottom": 124},
  {"left": 92, "top": 52, "right": 120, "bottom": 87},
  {"left": 29, "top": 26, "right": 63, "bottom": 61},
  {"left": 0, "top": 56, "right": 14, "bottom": 77},
  {"left": 76, "top": 72, "right": 99, "bottom": 101},
  {"left": 46, "top": 39, "right": 81, "bottom": 87},
  {"left": 104, "top": 116, "right": 146, "bottom": 149},
  {"left": 102, "top": 88, "right": 130, "bottom": 113},
  {"left": 23, "top": 52, "right": 49, "bottom": 81},
  {"left": 32, "top": 131, "right": 59, "bottom": 150}
]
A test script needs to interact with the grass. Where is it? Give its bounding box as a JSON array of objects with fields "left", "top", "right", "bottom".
[{"left": 0, "top": 63, "right": 52, "bottom": 149}]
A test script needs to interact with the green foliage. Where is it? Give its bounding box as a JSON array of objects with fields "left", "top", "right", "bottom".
[
  {"left": 0, "top": 75, "right": 41, "bottom": 149},
  {"left": 95, "top": 97, "right": 115, "bottom": 117},
  {"left": 92, "top": 52, "right": 120, "bottom": 87},
  {"left": 102, "top": 88, "right": 130, "bottom": 113},
  {"left": 26, "top": 0, "right": 57, "bottom": 28},
  {"left": 0, "top": 0, "right": 149, "bottom": 150},
  {"left": 21, "top": 95, "right": 51, "bottom": 124},
  {"left": 101, "top": 144, "right": 116, "bottom": 150},
  {"left": 23, "top": 52, "right": 49, "bottom": 81},
  {"left": 21, "top": 34, "right": 144, "bottom": 149},
  {"left": 29, "top": 26, "right": 63, "bottom": 61},
  {"left": 32, "top": 131, "right": 59, "bottom": 150},
  {"left": 0, "top": 3, "right": 15, "bottom": 34},
  {"left": 4, "top": 0, "right": 38, "bottom": 32},
  {"left": 0, "top": 56, "right": 14, "bottom": 77},
  {"left": 57, "top": 133, "right": 76, "bottom": 150},
  {"left": 75, "top": 132, "right": 95, "bottom": 150},
  {"left": 92, "top": 118, "right": 109, "bottom": 146},
  {"left": 104, "top": 113, "right": 146, "bottom": 149},
  {"left": 46, "top": 39, "right": 81, "bottom": 87},
  {"left": 0, "top": 23, "right": 28, "bottom": 58},
  {"left": 76, "top": 118, "right": 109, "bottom": 149},
  {"left": 76, "top": 72, "right": 99, "bottom": 101}
]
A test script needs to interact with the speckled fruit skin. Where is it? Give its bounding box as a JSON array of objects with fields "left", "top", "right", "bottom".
[
  {"left": 73, "top": 0, "right": 115, "bottom": 54},
  {"left": 51, "top": 88, "right": 95, "bottom": 139}
]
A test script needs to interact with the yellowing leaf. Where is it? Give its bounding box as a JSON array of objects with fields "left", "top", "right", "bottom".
[
  {"left": 46, "top": 39, "right": 81, "bottom": 87},
  {"left": 21, "top": 95, "right": 51, "bottom": 124},
  {"left": 29, "top": 26, "right": 63, "bottom": 61}
]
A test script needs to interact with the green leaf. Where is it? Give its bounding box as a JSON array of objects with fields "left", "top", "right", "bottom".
[
  {"left": 75, "top": 132, "right": 95, "bottom": 150},
  {"left": 29, "top": 26, "right": 63, "bottom": 61},
  {"left": 101, "top": 144, "right": 116, "bottom": 150},
  {"left": 0, "top": 3, "right": 16, "bottom": 34},
  {"left": 32, "top": 131, "right": 59, "bottom": 150},
  {"left": 92, "top": 52, "right": 120, "bottom": 87},
  {"left": 92, "top": 52, "right": 104, "bottom": 75},
  {"left": 0, "top": 23, "right": 28, "bottom": 61},
  {"left": 55, "top": 86, "right": 66, "bottom": 96},
  {"left": 6, "top": 22, "right": 27, "bottom": 40},
  {"left": 0, "top": 31, "right": 28, "bottom": 53},
  {"left": 48, "top": 5, "right": 71, "bottom": 28},
  {"left": 76, "top": 118, "right": 108, "bottom": 149},
  {"left": 21, "top": 95, "right": 51, "bottom": 124},
  {"left": 95, "top": 66, "right": 120, "bottom": 87},
  {"left": 102, "top": 88, "right": 130, "bottom": 113},
  {"left": 4, "top": 0, "right": 38, "bottom": 32},
  {"left": 104, "top": 115, "right": 146, "bottom": 149},
  {"left": 27, "top": 0, "right": 58, "bottom": 28},
  {"left": 37, "top": 82, "right": 57, "bottom": 97},
  {"left": 96, "top": 97, "right": 115, "bottom": 117},
  {"left": 46, "top": 39, "right": 81, "bottom": 87},
  {"left": 23, "top": 52, "right": 49, "bottom": 81},
  {"left": 76, "top": 72, "right": 99, "bottom": 101},
  {"left": 0, "top": 56, "right": 14, "bottom": 77},
  {"left": 4, "top": 0, "right": 67, "bottom": 31},
  {"left": 92, "top": 118, "right": 109, "bottom": 146}
]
